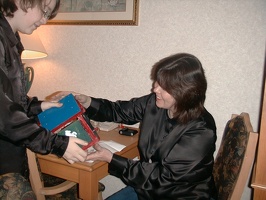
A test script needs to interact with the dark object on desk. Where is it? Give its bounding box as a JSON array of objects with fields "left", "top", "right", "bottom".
[{"left": 119, "top": 128, "right": 138, "bottom": 136}]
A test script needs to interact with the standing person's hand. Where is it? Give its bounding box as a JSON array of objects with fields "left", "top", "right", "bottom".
[
  {"left": 41, "top": 101, "right": 62, "bottom": 111},
  {"left": 63, "top": 137, "right": 88, "bottom": 164},
  {"left": 86, "top": 143, "right": 113, "bottom": 163}
]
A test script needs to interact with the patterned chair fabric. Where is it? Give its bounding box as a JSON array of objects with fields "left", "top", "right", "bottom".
[
  {"left": 42, "top": 174, "right": 79, "bottom": 200},
  {"left": 27, "top": 148, "right": 105, "bottom": 200},
  {"left": 0, "top": 173, "right": 36, "bottom": 200},
  {"left": 213, "top": 115, "right": 249, "bottom": 200},
  {"left": 40, "top": 173, "right": 105, "bottom": 200}
]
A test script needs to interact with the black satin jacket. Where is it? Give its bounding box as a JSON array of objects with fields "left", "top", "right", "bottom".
[
  {"left": 0, "top": 14, "right": 68, "bottom": 178},
  {"left": 86, "top": 93, "right": 217, "bottom": 200}
]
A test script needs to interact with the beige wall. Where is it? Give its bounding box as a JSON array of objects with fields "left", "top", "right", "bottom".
[{"left": 26, "top": 0, "right": 266, "bottom": 198}]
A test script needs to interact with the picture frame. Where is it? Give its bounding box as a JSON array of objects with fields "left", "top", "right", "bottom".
[{"left": 47, "top": 0, "right": 139, "bottom": 26}]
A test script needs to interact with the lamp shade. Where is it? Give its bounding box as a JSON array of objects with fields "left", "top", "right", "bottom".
[{"left": 20, "top": 32, "right": 47, "bottom": 59}]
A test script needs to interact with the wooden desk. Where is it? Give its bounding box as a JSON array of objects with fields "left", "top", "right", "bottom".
[{"left": 37, "top": 128, "right": 139, "bottom": 200}]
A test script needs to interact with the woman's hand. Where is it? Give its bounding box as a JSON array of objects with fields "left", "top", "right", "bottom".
[
  {"left": 63, "top": 137, "right": 88, "bottom": 164},
  {"left": 74, "top": 94, "right": 91, "bottom": 109},
  {"left": 51, "top": 91, "right": 92, "bottom": 109},
  {"left": 41, "top": 101, "right": 62, "bottom": 111},
  {"left": 86, "top": 143, "right": 113, "bottom": 163}
]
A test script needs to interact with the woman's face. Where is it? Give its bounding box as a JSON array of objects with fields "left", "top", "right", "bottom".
[
  {"left": 153, "top": 81, "right": 176, "bottom": 112},
  {"left": 10, "top": 0, "right": 56, "bottom": 33}
]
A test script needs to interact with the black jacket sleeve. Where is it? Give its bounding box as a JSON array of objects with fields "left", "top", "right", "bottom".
[
  {"left": 0, "top": 79, "right": 68, "bottom": 157},
  {"left": 85, "top": 94, "right": 216, "bottom": 199}
]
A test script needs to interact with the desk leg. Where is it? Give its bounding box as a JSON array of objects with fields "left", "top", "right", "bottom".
[{"left": 79, "top": 170, "right": 99, "bottom": 200}]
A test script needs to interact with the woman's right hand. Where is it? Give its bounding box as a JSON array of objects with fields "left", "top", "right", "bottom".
[
  {"left": 74, "top": 94, "right": 91, "bottom": 109},
  {"left": 51, "top": 91, "right": 92, "bottom": 109}
]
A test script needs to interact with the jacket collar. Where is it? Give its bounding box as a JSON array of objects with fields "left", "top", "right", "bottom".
[{"left": 0, "top": 13, "right": 24, "bottom": 53}]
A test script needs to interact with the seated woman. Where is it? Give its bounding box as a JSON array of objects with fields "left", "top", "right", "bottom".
[{"left": 54, "top": 53, "right": 218, "bottom": 200}]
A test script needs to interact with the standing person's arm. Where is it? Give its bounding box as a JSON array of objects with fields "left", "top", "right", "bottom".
[{"left": 0, "top": 84, "right": 88, "bottom": 163}]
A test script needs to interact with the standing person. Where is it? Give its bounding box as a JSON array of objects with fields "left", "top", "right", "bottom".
[
  {"left": 54, "top": 53, "right": 218, "bottom": 200},
  {"left": 0, "top": 0, "right": 88, "bottom": 199}
]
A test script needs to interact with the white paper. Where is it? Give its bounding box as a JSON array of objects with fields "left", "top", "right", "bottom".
[
  {"left": 98, "top": 122, "right": 118, "bottom": 131},
  {"left": 98, "top": 140, "right": 126, "bottom": 153}
]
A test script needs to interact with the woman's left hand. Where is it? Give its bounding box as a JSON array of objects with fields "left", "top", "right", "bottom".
[{"left": 86, "top": 143, "right": 113, "bottom": 163}]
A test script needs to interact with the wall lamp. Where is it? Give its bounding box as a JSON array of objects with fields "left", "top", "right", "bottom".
[{"left": 20, "top": 31, "right": 47, "bottom": 93}]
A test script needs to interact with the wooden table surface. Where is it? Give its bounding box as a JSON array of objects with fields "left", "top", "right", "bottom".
[{"left": 37, "top": 128, "right": 139, "bottom": 200}]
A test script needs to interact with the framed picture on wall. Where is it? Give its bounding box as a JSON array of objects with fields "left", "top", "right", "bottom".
[{"left": 47, "top": 0, "right": 139, "bottom": 25}]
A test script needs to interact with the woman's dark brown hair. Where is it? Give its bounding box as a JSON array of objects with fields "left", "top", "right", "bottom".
[
  {"left": 0, "top": 0, "right": 60, "bottom": 19},
  {"left": 150, "top": 53, "right": 207, "bottom": 124}
]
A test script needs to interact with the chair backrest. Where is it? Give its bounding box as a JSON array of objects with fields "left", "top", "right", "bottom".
[
  {"left": 26, "top": 149, "right": 77, "bottom": 200},
  {"left": 27, "top": 149, "right": 104, "bottom": 200},
  {"left": 213, "top": 112, "right": 258, "bottom": 200}
]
